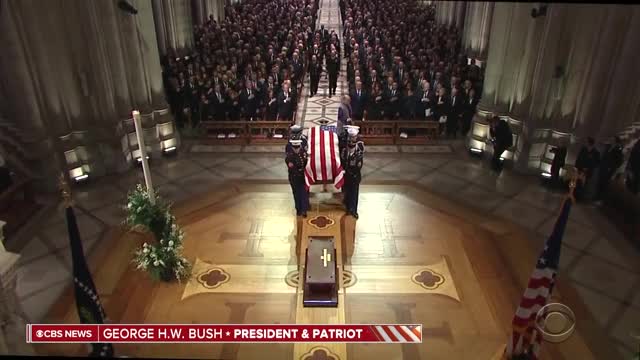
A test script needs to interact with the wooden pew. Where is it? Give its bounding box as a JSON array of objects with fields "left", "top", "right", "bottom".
[
  {"left": 247, "top": 121, "right": 291, "bottom": 144},
  {"left": 199, "top": 121, "right": 248, "bottom": 145},
  {"left": 353, "top": 120, "right": 396, "bottom": 145},
  {"left": 396, "top": 120, "right": 439, "bottom": 144}
]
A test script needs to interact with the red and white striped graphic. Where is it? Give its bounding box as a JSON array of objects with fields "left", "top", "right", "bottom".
[
  {"left": 369, "top": 325, "right": 422, "bottom": 343},
  {"left": 305, "top": 126, "right": 344, "bottom": 191}
]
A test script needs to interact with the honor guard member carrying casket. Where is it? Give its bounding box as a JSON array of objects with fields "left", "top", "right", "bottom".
[
  {"left": 342, "top": 126, "right": 364, "bottom": 219},
  {"left": 286, "top": 139, "right": 309, "bottom": 217},
  {"left": 286, "top": 124, "right": 308, "bottom": 154}
]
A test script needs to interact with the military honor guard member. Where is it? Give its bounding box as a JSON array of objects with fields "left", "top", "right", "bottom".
[
  {"left": 286, "top": 124, "right": 308, "bottom": 154},
  {"left": 286, "top": 139, "right": 309, "bottom": 217},
  {"left": 341, "top": 126, "right": 364, "bottom": 219}
]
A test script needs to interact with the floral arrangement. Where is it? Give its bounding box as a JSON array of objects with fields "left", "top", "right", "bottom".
[{"left": 125, "top": 184, "right": 191, "bottom": 282}]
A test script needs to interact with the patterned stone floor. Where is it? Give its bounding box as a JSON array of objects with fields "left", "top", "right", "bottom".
[
  {"left": 296, "top": 0, "right": 346, "bottom": 130},
  {"left": 5, "top": 0, "right": 640, "bottom": 357},
  {"left": 9, "top": 145, "right": 640, "bottom": 359}
]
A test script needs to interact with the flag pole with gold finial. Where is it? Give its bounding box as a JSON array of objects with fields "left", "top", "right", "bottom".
[{"left": 59, "top": 172, "right": 73, "bottom": 208}]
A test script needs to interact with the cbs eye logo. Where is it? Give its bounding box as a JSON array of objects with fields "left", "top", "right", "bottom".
[{"left": 534, "top": 303, "right": 576, "bottom": 343}]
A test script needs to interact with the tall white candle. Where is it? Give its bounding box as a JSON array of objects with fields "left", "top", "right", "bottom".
[{"left": 132, "top": 110, "right": 155, "bottom": 204}]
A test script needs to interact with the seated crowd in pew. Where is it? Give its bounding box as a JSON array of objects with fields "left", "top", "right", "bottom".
[
  {"left": 160, "top": 0, "right": 325, "bottom": 127},
  {"left": 341, "top": 0, "right": 483, "bottom": 139}
]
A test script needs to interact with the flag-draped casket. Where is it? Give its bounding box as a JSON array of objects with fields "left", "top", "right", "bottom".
[{"left": 305, "top": 126, "right": 344, "bottom": 191}]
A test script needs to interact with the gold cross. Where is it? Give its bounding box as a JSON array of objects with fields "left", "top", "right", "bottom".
[{"left": 321, "top": 248, "right": 332, "bottom": 267}]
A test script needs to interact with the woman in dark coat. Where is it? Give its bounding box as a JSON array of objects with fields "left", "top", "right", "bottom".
[{"left": 366, "top": 83, "right": 384, "bottom": 120}]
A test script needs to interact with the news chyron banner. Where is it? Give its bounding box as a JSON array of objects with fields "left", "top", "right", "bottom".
[{"left": 27, "top": 324, "right": 422, "bottom": 343}]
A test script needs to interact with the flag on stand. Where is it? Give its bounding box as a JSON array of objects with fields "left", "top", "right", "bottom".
[
  {"left": 64, "top": 193, "right": 114, "bottom": 357},
  {"left": 506, "top": 197, "right": 572, "bottom": 359},
  {"left": 305, "top": 126, "right": 344, "bottom": 191}
]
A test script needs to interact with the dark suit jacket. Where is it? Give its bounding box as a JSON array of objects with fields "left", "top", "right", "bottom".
[
  {"left": 448, "top": 95, "right": 464, "bottom": 118},
  {"left": 210, "top": 92, "right": 228, "bottom": 120},
  {"left": 350, "top": 90, "right": 368, "bottom": 118},
  {"left": 277, "top": 90, "right": 294, "bottom": 119},
  {"left": 383, "top": 88, "right": 402, "bottom": 116},
  {"left": 239, "top": 89, "right": 259, "bottom": 118},
  {"left": 433, "top": 95, "right": 449, "bottom": 120}
]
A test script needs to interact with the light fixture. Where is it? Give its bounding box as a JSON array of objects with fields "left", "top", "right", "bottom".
[
  {"left": 163, "top": 146, "right": 177, "bottom": 154},
  {"left": 500, "top": 156, "right": 505, "bottom": 161},
  {"left": 136, "top": 155, "right": 150, "bottom": 163},
  {"left": 541, "top": 172, "right": 552, "bottom": 179},
  {"left": 470, "top": 148, "right": 483, "bottom": 154},
  {"left": 74, "top": 174, "right": 89, "bottom": 182}
]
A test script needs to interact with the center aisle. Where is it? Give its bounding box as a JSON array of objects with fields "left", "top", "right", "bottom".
[
  {"left": 296, "top": 0, "right": 347, "bottom": 130},
  {"left": 292, "top": 2, "right": 349, "bottom": 359}
]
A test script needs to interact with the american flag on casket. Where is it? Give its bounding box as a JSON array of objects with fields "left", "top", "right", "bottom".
[{"left": 304, "top": 126, "right": 344, "bottom": 192}]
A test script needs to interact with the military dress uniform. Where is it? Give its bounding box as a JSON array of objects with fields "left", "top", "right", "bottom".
[
  {"left": 285, "top": 125, "right": 308, "bottom": 154},
  {"left": 341, "top": 126, "right": 364, "bottom": 219},
  {"left": 286, "top": 139, "right": 309, "bottom": 217}
]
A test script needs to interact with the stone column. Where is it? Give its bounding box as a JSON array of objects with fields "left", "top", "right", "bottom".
[
  {"left": 461, "top": 2, "right": 494, "bottom": 59},
  {"left": 571, "top": 5, "right": 640, "bottom": 140},
  {"left": 152, "top": 0, "right": 194, "bottom": 55},
  {"left": 477, "top": 2, "right": 537, "bottom": 115},
  {"left": 436, "top": 1, "right": 465, "bottom": 28},
  {"left": 0, "top": 0, "right": 171, "bottom": 188},
  {"left": 192, "top": 0, "right": 225, "bottom": 25},
  {"left": 475, "top": 3, "right": 640, "bottom": 172}
]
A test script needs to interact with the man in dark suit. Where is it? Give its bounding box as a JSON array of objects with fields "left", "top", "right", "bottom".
[
  {"left": 596, "top": 136, "right": 624, "bottom": 201},
  {"left": 327, "top": 50, "right": 340, "bottom": 97},
  {"left": 350, "top": 81, "right": 368, "bottom": 121},
  {"left": 575, "top": 137, "right": 601, "bottom": 201},
  {"left": 210, "top": 84, "right": 228, "bottom": 121},
  {"left": 277, "top": 81, "right": 295, "bottom": 122},
  {"left": 383, "top": 81, "right": 401, "bottom": 120},
  {"left": 239, "top": 80, "right": 259, "bottom": 120},
  {"left": 489, "top": 116, "right": 513, "bottom": 173},
  {"left": 447, "top": 87, "right": 463, "bottom": 138},
  {"left": 309, "top": 55, "right": 322, "bottom": 97},
  {"left": 417, "top": 80, "right": 435, "bottom": 120},
  {"left": 395, "top": 61, "right": 408, "bottom": 85},
  {"left": 461, "top": 88, "right": 478, "bottom": 136},
  {"left": 291, "top": 52, "right": 304, "bottom": 83}
]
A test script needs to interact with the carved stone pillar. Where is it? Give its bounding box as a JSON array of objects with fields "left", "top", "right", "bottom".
[
  {"left": 192, "top": 0, "right": 225, "bottom": 25},
  {"left": 436, "top": 1, "right": 465, "bottom": 29},
  {"left": 461, "top": 2, "right": 494, "bottom": 59},
  {"left": 477, "top": 3, "right": 535, "bottom": 115},
  {"left": 152, "top": 0, "right": 194, "bottom": 55},
  {"left": 475, "top": 3, "right": 640, "bottom": 173},
  {"left": 0, "top": 0, "right": 171, "bottom": 189}
]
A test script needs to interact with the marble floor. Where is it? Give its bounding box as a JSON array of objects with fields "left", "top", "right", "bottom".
[
  {"left": 8, "top": 142, "right": 639, "bottom": 359},
  {"left": 4, "top": 0, "right": 640, "bottom": 357}
]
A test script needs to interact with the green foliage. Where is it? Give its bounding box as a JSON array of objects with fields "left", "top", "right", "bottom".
[{"left": 126, "top": 184, "right": 191, "bottom": 282}]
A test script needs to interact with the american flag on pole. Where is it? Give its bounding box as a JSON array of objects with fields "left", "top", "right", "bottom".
[
  {"left": 506, "top": 197, "right": 572, "bottom": 359},
  {"left": 305, "top": 126, "right": 344, "bottom": 191}
]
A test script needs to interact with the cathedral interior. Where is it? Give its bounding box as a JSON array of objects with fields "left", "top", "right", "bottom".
[{"left": 1, "top": 1, "right": 640, "bottom": 359}]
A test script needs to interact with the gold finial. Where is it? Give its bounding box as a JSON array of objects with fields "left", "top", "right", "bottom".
[
  {"left": 59, "top": 172, "right": 73, "bottom": 207},
  {"left": 566, "top": 167, "right": 582, "bottom": 202}
]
